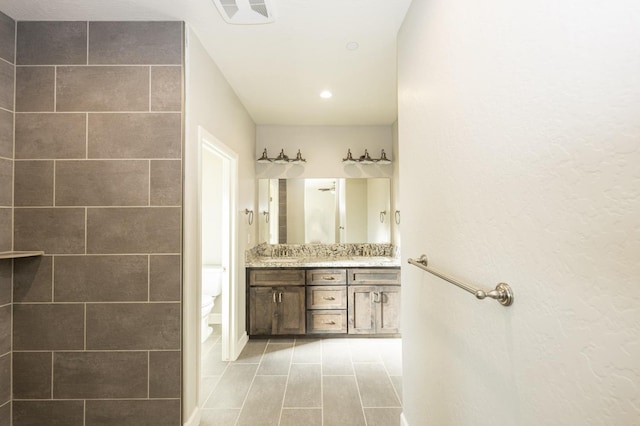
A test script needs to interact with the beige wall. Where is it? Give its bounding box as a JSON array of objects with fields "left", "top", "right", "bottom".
[
  {"left": 398, "top": 0, "right": 640, "bottom": 424},
  {"left": 183, "top": 26, "right": 256, "bottom": 421}
]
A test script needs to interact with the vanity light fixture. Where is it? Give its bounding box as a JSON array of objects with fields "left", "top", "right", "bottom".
[
  {"left": 342, "top": 149, "right": 357, "bottom": 164},
  {"left": 273, "top": 149, "right": 290, "bottom": 164},
  {"left": 257, "top": 148, "right": 306, "bottom": 164},
  {"left": 342, "top": 148, "right": 392, "bottom": 165},
  {"left": 290, "top": 149, "right": 306, "bottom": 164},
  {"left": 320, "top": 90, "right": 333, "bottom": 99},
  {"left": 257, "top": 148, "right": 272, "bottom": 163}
]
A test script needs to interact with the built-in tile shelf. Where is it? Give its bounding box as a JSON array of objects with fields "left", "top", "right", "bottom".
[{"left": 0, "top": 251, "right": 45, "bottom": 259}]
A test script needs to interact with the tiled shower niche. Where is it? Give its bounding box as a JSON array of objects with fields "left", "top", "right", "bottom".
[{"left": 2, "top": 18, "right": 185, "bottom": 426}]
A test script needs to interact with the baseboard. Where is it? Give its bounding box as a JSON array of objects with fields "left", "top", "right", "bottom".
[
  {"left": 234, "top": 331, "right": 249, "bottom": 359},
  {"left": 183, "top": 406, "right": 201, "bottom": 426},
  {"left": 401, "top": 412, "right": 409, "bottom": 426}
]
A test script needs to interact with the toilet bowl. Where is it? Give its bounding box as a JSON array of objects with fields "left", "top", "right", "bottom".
[{"left": 201, "top": 265, "right": 223, "bottom": 342}]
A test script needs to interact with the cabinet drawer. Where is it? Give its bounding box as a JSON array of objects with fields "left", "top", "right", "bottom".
[
  {"left": 347, "top": 268, "right": 401, "bottom": 285},
  {"left": 306, "top": 269, "right": 347, "bottom": 285},
  {"left": 307, "top": 286, "right": 347, "bottom": 309},
  {"left": 307, "top": 310, "right": 347, "bottom": 334},
  {"left": 249, "top": 269, "right": 305, "bottom": 286}
]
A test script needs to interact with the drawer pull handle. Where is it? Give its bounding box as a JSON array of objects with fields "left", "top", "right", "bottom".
[
  {"left": 323, "top": 321, "right": 336, "bottom": 325},
  {"left": 322, "top": 276, "right": 336, "bottom": 280},
  {"left": 322, "top": 296, "right": 336, "bottom": 301}
]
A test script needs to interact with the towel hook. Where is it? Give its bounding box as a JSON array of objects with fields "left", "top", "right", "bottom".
[
  {"left": 394, "top": 210, "right": 401, "bottom": 225},
  {"left": 379, "top": 210, "right": 387, "bottom": 223},
  {"left": 262, "top": 210, "right": 270, "bottom": 223},
  {"left": 244, "top": 209, "right": 254, "bottom": 225}
]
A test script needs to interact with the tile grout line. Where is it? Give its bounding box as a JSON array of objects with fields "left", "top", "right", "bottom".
[
  {"left": 233, "top": 339, "right": 271, "bottom": 426},
  {"left": 320, "top": 338, "right": 324, "bottom": 426},
  {"left": 276, "top": 339, "right": 295, "bottom": 426},
  {"left": 147, "top": 255, "right": 151, "bottom": 302},
  {"left": 351, "top": 340, "right": 369, "bottom": 426},
  {"left": 378, "top": 343, "right": 403, "bottom": 408}
]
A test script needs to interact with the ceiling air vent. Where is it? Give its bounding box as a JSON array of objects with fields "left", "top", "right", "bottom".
[{"left": 212, "top": 0, "right": 276, "bottom": 25}]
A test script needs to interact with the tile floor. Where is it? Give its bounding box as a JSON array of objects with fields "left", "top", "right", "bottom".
[{"left": 200, "top": 330, "right": 403, "bottom": 426}]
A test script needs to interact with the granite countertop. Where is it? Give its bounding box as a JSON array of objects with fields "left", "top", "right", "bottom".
[{"left": 246, "top": 256, "right": 401, "bottom": 268}]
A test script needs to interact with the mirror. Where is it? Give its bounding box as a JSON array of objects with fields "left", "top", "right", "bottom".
[{"left": 258, "top": 178, "right": 391, "bottom": 244}]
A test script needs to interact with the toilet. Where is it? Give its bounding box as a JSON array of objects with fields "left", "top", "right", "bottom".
[{"left": 201, "top": 265, "right": 223, "bottom": 342}]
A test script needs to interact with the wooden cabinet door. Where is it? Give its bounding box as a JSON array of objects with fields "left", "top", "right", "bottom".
[
  {"left": 347, "top": 286, "right": 376, "bottom": 334},
  {"left": 376, "top": 286, "right": 401, "bottom": 334},
  {"left": 276, "top": 286, "right": 306, "bottom": 335},
  {"left": 249, "top": 287, "right": 276, "bottom": 335}
]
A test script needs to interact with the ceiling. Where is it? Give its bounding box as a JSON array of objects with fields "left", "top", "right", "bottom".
[{"left": 1, "top": 0, "right": 412, "bottom": 125}]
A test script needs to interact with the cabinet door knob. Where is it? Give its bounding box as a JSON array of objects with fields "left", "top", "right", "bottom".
[
  {"left": 273, "top": 292, "right": 277, "bottom": 303},
  {"left": 322, "top": 296, "right": 335, "bottom": 301},
  {"left": 373, "top": 292, "right": 381, "bottom": 303},
  {"left": 278, "top": 292, "right": 283, "bottom": 303}
]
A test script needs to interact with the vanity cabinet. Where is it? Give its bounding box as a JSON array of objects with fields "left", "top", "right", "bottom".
[
  {"left": 247, "top": 266, "right": 400, "bottom": 337},
  {"left": 347, "top": 268, "right": 401, "bottom": 335},
  {"left": 249, "top": 269, "right": 306, "bottom": 335}
]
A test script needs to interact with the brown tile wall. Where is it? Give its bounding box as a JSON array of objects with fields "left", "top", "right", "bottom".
[
  {"left": 0, "top": 10, "right": 14, "bottom": 426},
  {"left": 11, "top": 21, "right": 184, "bottom": 426}
]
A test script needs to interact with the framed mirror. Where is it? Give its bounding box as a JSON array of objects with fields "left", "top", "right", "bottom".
[{"left": 258, "top": 178, "right": 391, "bottom": 244}]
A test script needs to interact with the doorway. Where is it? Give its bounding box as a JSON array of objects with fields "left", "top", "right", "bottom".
[{"left": 196, "top": 127, "right": 239, "bottom": 407}]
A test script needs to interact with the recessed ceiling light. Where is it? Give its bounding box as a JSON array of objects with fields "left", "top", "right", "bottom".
[
  {"left": 346, "top": 41, "right": 359, "bottom": 51},
  {"left": 320, "top": 90, "right": 333, "bottom": 99}
]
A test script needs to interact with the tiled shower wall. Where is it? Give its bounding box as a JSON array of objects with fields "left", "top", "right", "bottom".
[
  {"left": 0, "top": 11, "right": 15, "bottom": 426},
  {"left": 9, "top": 21, "right": 184, "bottom": 425}
]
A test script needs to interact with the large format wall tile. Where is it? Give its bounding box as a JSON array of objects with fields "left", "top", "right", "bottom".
[
  {"left": 0, "top": 260, "right": 10, "bottom": 305},
  {"left": 0, "top": 61, "right": 13, "bottom": 111},
  {"left": 0, "top": 109, "right": 12, "bottom": 159},
  {"left": 15, "top": 113, "right": 86, "bottom": 159},
  {"left": 89, "top": 22, "right": 182, "bottom": 65},
  {"left": 149, "top": 351, "right": 181, "bottom": 398},
  {"left": 56, "top": 66, "right": 149, "bottom": 111},
  {"left": 12, "top": 352, "right": 52, "bottom": 399},
  {"left": 150, "top": 160, "right": 182, "bottom": 205},
  {"left": 14, "top": 208, "right": 85, "bottom": 253},
  {"left": 151, "top": 66, "right": 182, "bottom": 111},
  {"left": 0, "top": 354, "right": 10, "bottom": 405},
  {"left": 87, "top": 207, "right": 180, "bottom": 254},
  {"left": 0, "top": 12, "right": 15, "bottom": 64},
  {"left": 13, "top": 304, "right": 84, "bottom": 350},
  {"left": 13, "top": 401, "right": 84, "bottom": 426},
  {"left": 13, "top": 256, "right": 52, "bottom": 303},
  {"left": 15, "top": 67, "right": 54, "bottom": 112},
  {"left": 54, "top": 255, "right": 148, "bottom": 302},
  {"left": 55, "top": 160, "right": 149, "bottom": 206},
  {"left": 0, "top": 402, "right": 9, "bottom": 426},
  {"left": 53, "top": 352, "right": 148, "bottom": 399},
  {"left": 11, "top": 20, "right": 184, "bottom": 423},
  {"left": 17, "top": 22, "right": 87, "bottom": 65},
  {"left": 0, "top": 305, "right": 9, "bottom": 354},
  {"left": 86, "top": 303, "right": 180, "bottom": 350},
  {"left": 149, "top": 255, "right": 181, "bottom": 301},
  {"left": 14, "top": 161, "right": 54, "bottom": 206},
  {"left": 88, "top": 113, "right": 182, "bottom": 159},
  {"left": 0, "top": 158, "right": 11, "bottom": 206},
  {"left": 85, "top": 399, "right": 181, "bottom": 426},
  {"left": 0, "top": 209, "right": 10, "bottom": 252}
]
